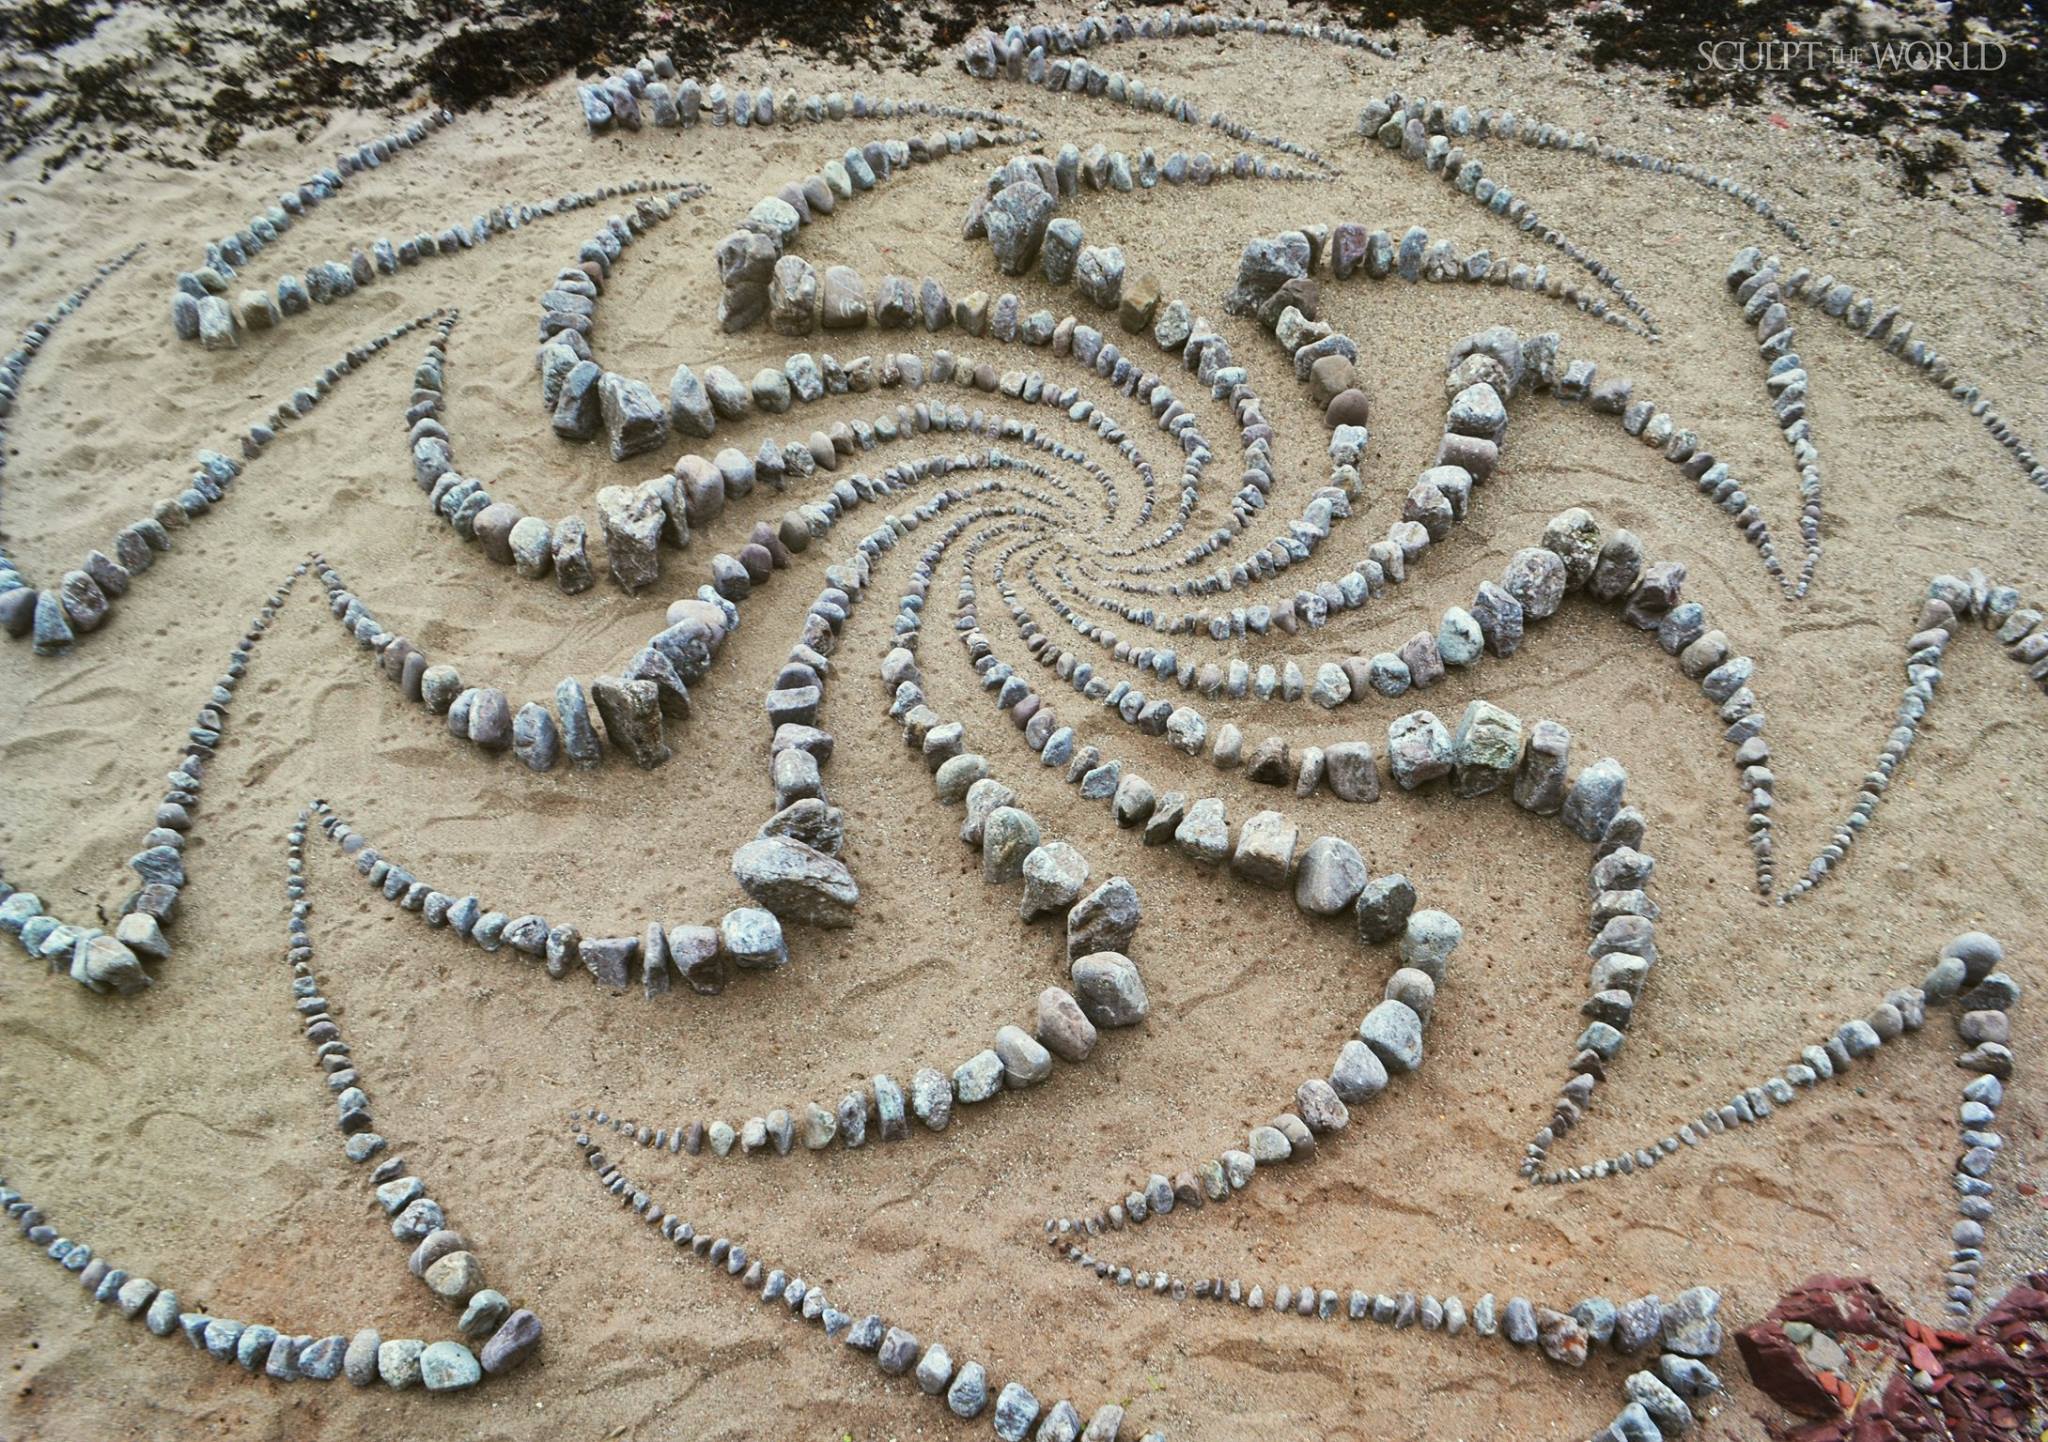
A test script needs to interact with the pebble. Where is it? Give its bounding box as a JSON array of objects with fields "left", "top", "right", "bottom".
[
  {"left": 1037, "top": 987, "right": 1098, "bottom": 1061},
  {"left": 419, "top": 1340, "right": 482, "bottom": 1391},
  {"left": 1358, "top": 1000, "right": 1423, "bottom": 1073}
]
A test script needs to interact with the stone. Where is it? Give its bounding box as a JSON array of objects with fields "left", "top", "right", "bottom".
[
  {"left": 1330, "top": 1039, "right": 1389, "bottom": 1103},
  {"left": 732, "top": 836, "right": 858, "bottom": 926},
  {"left": 1503, "top": 547, "right": 1567, "bottom": 619},
  {"left": 1070, "top": 952, "right": 1147, "bottom": 1027},
  {"left": 1323, "top": 742, "right": 1379, "bottom": 802},
  {"left": 1355, "top": 874, "right": 1415, "bottom": 944},
  {"left": 1174, "top": 797, "right": 1229, "bottom": 863},
  {"left": 595, "top": 485, "right": 665, "bottom": 592},
  {"left": 591, "top": 676, "right": 670, "bottom": 769},
  {"left": 988, "top": 182, "right": 1056, "bottom": 275},
  {"left": 1399, "top": 911, "right": 1462, "bottom": 983},
  {"left": 1075, "top": 245, "right": 1126, "bottom": 308},
  {"left": 344, "top": 1329, "right": 382, "bottom": 1385},
  {"left": 1661, "top": 1286, "right": 1723, "bottom": 1357},
  {"left": 1295, "top": 837, "right": 1367, "bottom": 915},
  {"left": 910, "top": 1067, "right": 954, "bottom": 1131},
  {"left": 1562, "top": 758, "right": 1628, "bottom": 841},
  {"left": 1021, "top": 843, "right": 1090, "bottom": 919},
  {"left": 598, "top": 373, "right": 668, "bottom": 461},
  {"left": 995, "top": 1024, "right": 1053, "bottom": 1086},
  {"left": 378, "top": 1338, "right": 426, "bottom": 1389},
  {"left": 949, "top": 1361, "right": 990, "bottom": 1418},
  {"left": 1387, "top": 711, "right": 1452, "bottom": 789},
  {"left": 994, "top": 1381, "right": 1040, "bottom": 1441},
  {"left": 1297, "top": 1078, "right": 1350, "bottom": 1132},
  {"left": 1230, "top": 810, "right": 1298, "bottom": 887},
  {"left": 1036, "top": 987, "right": 1098, "bottom": 1061},
  {"left": 1514, "top": 720, "right": 1571, "bottom": 813},
  {"left": 916, "top": 1343, "right": 955, "bottom": 1395},
  {"left": 1452, "top": 700, "right": 1523, "bottom": 797},
  {"left": 1358, "top": 1000, "right": 1423, "bottom": 1073},
  {"left": 983, "top": 807, "right": 1042, "bottom": 881},
  {"left": 458, "top": 1290, "right": 510, "bottom": 1338},
  {"left": 419, "top": 1340, "right": 482, "bottom": 1391},
  {"left": 1068, "top": 877, "right": 1140, "bottom": 957},
  {"left": 480, "top": 1310, "right": 542, "bottom": 1375}
]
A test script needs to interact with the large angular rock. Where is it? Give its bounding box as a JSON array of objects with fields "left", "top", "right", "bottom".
[
  {"left": 1230, "top": 810, "right": 1298, "bottom": 887},
  {"left": 595, "top": 485, "right": 664, "bottom": 593},
  {"left": 590, "top": 676, "right": 670, "bottom": 768},
  {"left": 1387, "top": 711, "right": 1452, "bottom": 789},
  {"left": 1067, "top": 877, "right": 1140, "bottom": 958},
  {"left": 1294, "top": 837, "right": 1367, "bottom": 915},
  {"left": 986, "top": 181, "right": 1055, "bottom": 275},
  {"left": 732, "top": 836, "right": 859, "bottom": 927},
  {"left": 1451, "top": 700, "right": 1523, "bottom": 797},
  {"left": 598, "top": 372, "right": 669, "bottom": 462}
]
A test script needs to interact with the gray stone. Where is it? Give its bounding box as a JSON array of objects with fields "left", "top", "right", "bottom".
[
  {"left": 1358, "top": 999, "right": 1423, "bottom": 1072},
  {"left": 1070, "top": 952, "right": 1147, "bottom": 1027},
  {"left": 1294, "top": 837, "right": 1366, "bottom": 915},
  {"left": 732, "top": 836, "right": 858, "bottom": 926}
]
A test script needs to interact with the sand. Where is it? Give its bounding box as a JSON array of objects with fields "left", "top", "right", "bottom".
[{"left": 2, "top": 7, "right": 2046, "bottom": 1440}]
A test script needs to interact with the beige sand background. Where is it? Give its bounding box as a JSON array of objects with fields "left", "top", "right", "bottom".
[{"left": 2, "top": 8, "right": 2046, "bottom": 1440}]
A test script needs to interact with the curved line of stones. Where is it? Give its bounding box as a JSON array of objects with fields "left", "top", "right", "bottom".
[
  {"left": 175, "top": 175, "right": 692, "bottom": 349},
  {"left": 914, "top": 470, "right": 2048, "bottom": 1255},
  {"left": 1729, "top": 245, "right": 2048, "bottom": 493},
  {"left": 6, "top": 312, "right": 439, "bottom": 653},
  {"left": 1524, "top": 930, "right": 2017, "bottom": 1317},
  {"left": 467, "top": 328, "right": 1142, "bottom": 602},
  {"left": 578, "top": 52, "right": 1038, "bottom": 144},
  {"left": 1357, "top": 103, "right": 1658, "bottom": 335},
  {"left": 1359, "top": 87, "right": 1799, "bottom": 235},
  {"left": 0, "top": 242, "right": 145, "bottom": 632},
  {"left": 1044, "top": 1235, "right": 1725, "bottom": 1442},
  {"left": 972, "top": 8, "right": 1396, "bottom": 67},
  {"left": 702, "top": 125, "right": 1036, "bottom": 340},
  {"left": 1037, "top": 1013, "right": 1733, "bottom": 1437},
  {"left": 169, "top": 108, "right": 455, "bottom": 310},
  {"left": 0, "top": 790, "right": 556, "bottom": 1398},
  {"left": 975, "top": 0, "right": 1801, "bottom": 264},
  {"left": 0, "top": 1160, "right": 525, "bottom": 1392},
  {"left": 956, "top": 20, "right": 1338, "bottom": 182},
  {"left": 566, "top": 1122, "right": 1151, "bottom": 1442},
  {"left": 0, "top": 242, "right": 140, "bottom": 426},
  {"left": 0, "top": 564, "right": 307, "bottom": 991},
  {"left": 300, "top": 785, "right": 790, "bottom": 999},
  {"left": 530, "top": 181, "right": 704, "bottom": 382}
]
